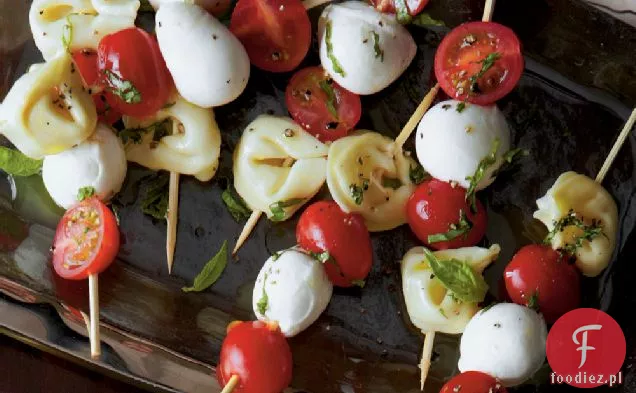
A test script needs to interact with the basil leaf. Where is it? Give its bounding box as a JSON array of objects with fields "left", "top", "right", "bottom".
[
  {"left": 119, "top": 119, "right": 172, "bottom": 145},
  {"left": 527, "top": 291, "right": 540, "bottom": 311},
  {"left": 0, "top": 147, "right": 42, "bottom": 177},
  {"left": 182, "top": 241, "right": 228, "bottom": 292},
  {"left": 318, "top": 79, "right": 339, "bottom": 120},
  {"left": 77, "top": 186, "right": 96, "bottom": 201},
  {"left": 221, "top": 186, "right": 251, "bottom": 222},
  {"left": 325, "top": 21, "right": 346, "bottom": 77},
  {"left": 468, "top": 52, "right": 501, "bottom": 93},
  {"left": 310, "top": 250, "right": 331, "bottom": 263},
  {"left": 428, "top": 210, "right": 472, "bottom": 243},
  {"left": 351, "top": 279, "right": 366, "bottom": 288},
  {"left": 141, "top": 173, "right": 169, "bottom": 220},
  {"left": 103, "top": 69, "right": 142, "bottom": 104},
  {"left": 409, "top": 164, "right": 428, "bottom": 185},
  {"left": 372, "top": 31, "right": 384, "bottom": 61},
  {"left": 410, "top": 13, "right": 445, "bottom": 27},
  {"left": 545, "top": 209, "right": 604, "bottom": 256},
  {"left": 465, "top": 138, "right": 500, "bottom": 212},
  {"left": 422, "top": 248, "right": 489, "bottom": 303},
  {"left": 256, "top": 272, "right": 269, "bottom": 315},
  {"left": 456, "top": 102, "right": 466, "bottom": 113},
  {"left": 269, "top": 198, "right": 304, "bottom": 221},
  {"left": 349, "top": 179, "right": 369, "bottom": 205},
  {"left": 382, "top": 177, "right": 402, "bottom": 190},
  {"left": 62, "top": 16, "right": 73, "bottom": 52},
  {"left": 393, "top": 0, "right": 412, "bottom": 24}
]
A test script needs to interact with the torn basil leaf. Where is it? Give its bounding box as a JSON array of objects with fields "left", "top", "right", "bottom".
[
  {"left": 221, "top": 186, "right": 251, "bottom": 222},
  {"left": 427, "top": 210, "right": 473, "bottom": 243},
  {"left": 182, "top": 241, "right": 229, "bottom": 292},
  {"left": 0, "top": 147, "right": 43, "bottom": 177},
  {"left": 422, "top": 248, "right": 488, "bottom": 303},
  {"left": 141, "top": 173, "right": 169, "bottom": 220},
  {"left": 269, "top": 198, "right": 304, "bottom": 221},
  {"left": 77, "top": 186, "right": 96, "bottom": 201}
]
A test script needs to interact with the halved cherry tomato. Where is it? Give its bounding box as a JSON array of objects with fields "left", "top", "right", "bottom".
[
  {"left": 92, "top": 93, "right": 123, "bottom": 125},
  {"left": 52, "top": 197, "right": 120, "bottom": 280},
  {"left": 97, "top": 27, "right": 173, "bottom": 117},
  {"left": 406, "top": 179, "right": 487, "bottom": 250},
  {"left": 440, "top": 371, "right": 508, "bottom": 393},
  {"left": 230, "top": 0, "right": 310, "bottom": 72},
  {"left": 503, "top": 244, "right": 580, "bottom": 324},
  {"left": 434, "top": 21, "right": 523, "bottom": 105},
  {"left": 296, "top": 201, "right": 372, "bottom": 287},
  {"left": 217, "top": 320, "right": 292, "bottom": 393},
  {"left": 370, "top": 0, "right": 429, "bottom": 17},
  {"left": 285, "top": 66, "right": 361, "bottom": 142}
]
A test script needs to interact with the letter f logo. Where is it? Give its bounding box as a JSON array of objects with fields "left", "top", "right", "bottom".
[{"left": 572, "top": 324, "right": 603, "bottom": 368}]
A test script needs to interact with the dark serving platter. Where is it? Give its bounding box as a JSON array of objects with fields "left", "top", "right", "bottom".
[{"left": 1, "top": 0, "right": 636, "bottom": 392}]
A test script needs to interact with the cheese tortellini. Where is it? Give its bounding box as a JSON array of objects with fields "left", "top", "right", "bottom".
[
  {"left": 29, "top": 0, "right": 139, "bottom": 60},
  {"left": 0, "top": 52, "right": 97, "bottom": 159},
  {"left": 234, "top": 115, "right": 329, "bottom": 221},
  {"left": 533, "top": 171, "right": 618, "bottom": 277},
  {"left": 326, "top": 131, "right": 416, "bottom": 231},
  {"left": 122, "top": 94, "right": 221, "bottom": 181},
  {"left": 402, "top": 245, "right": 500, "bottom": 334}
]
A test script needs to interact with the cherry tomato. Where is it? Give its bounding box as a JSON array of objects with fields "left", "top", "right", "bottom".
[
  {"left": 440, "top": 371, "right": 508, "bottom": 393},
  {"left": 406, "top": 179, "right": 487, "bottom": 250},
  {"left": 285, "top": 67, "right": 361, "bottom": 142},
  {"left": 230, "top": 0, "right": 310, "bottom": 72},
  {"left": 97, "top": 28, "right": 173, "bottom": 117},
  {"left": 296, "top": 201, "right": 373, "bottom": 287},
  {"left": 434, "top": 21, "right": 523, "bottom": 105},
  {"left": 503, "top": 244, "right": 580, "bottom": 324},
  {"left": 217, "top": 320, "right": 292, "bottom": 393},
  {"left": 92, "top": 92, "right": 123, "bottom": 125},
  {"left": 52, "top": 197, "right": 120, "bottom": 280},
  {"left": 370, "top": 0, "right": 429, "bottom": 16}
]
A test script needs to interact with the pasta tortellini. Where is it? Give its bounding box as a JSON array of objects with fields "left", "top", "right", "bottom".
[
  {"left": 326, "top": 131, "right": 416, "bottom": 231},
  {"left": 402, "top": 245, "right": 500, "bottom": 334},
  {"left": 122, "top": 94, "right": 221, "bottom": 181},
  {"left": 533, "top": 171, "right": 618, "bottom": 277},
  {"left": 234, "top": 115, "right": 329, "bottom": 221},
  {"left": 0, "top": 52, "right": 97, "bottom": 159},
  {"left": 29, "top": 0, "right": 139, "bottom": 60}
]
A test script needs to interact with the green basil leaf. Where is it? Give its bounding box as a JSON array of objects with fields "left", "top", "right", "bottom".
[
  {"left": 468, "top": 52, "right": 501, "bottom": 93},
  {"left": 325, "top": 21, "right": 346, "bottom": 77},
  {"left": 103, "top": 69, "right": 142, "bottom": 104},
  {"left": 372, "top": 31, "right": 384, "bottom": 61},
  {"left": 77, "top": 186, "right": 96, "bottom": 201},
  {"left": 410, "top": 13, "right": 445, "bottom": 27},
  {"left": 456, "top": 102, "right": 466, "bottom": 113},
  {"left": 309, "top": 250, "right": 331, "bottom": 263},
  {"left": 545, "top": 209, "right": 604, "bottom": 255},
  {"left": 409, "top": 164, "right": 429, "bottom": 185},
  {"left": 427, "top": 209, "right": 472, "bottom": 243},
  {"left": 351, "top": 279, "right": 365, "bottom": 288},
  {"left": 423, "top": 248, "right": 489, "bottom": 303},
  {"left": 119, "top": 119, "right": 172, "bottom": 145},
  {"left": 221, "top": 186, "right": 251, "bottom": 222},
  {"left": 465, "top": 138, "right": 500, "bottom": 212},
  {"left": 0, "top": 147, "right": 42, "bottom": 177},
  {"left": 318, "top": 79, "right": 339, "bottom": 120},
  {"left": 256, "top": 272, "right": 269, "bottom": 315},
  {"left": 62, "top": 16, "right": 73, "bottom": 52},
  {"left": 182, "top": 241, "right": 228, "bottom": 292},
  {"left": 269, "top": 198, "right": 304, "bottom": 221},
  {"left": 393, "top": 0, "right": 412, "bottom": 24},
  {"left": 349, "top": 179, "right": 369, "bottom": 205},
  {"left": 141, "top": 173, "right": 169, "bottom": 220}
]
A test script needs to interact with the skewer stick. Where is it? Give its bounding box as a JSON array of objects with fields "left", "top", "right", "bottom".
[
  {"left": 595, "top": 108, "right": 636, "bottom": 183},
  {"left": 394, "top": 84, "right": 440, "bottom": 151},
  {"left": 220, "top": 375, "right": 240, "bottom": 393},
  {"left": 482, "top": 0, "right": 496, "bottom": 22},
  {"left": 232, "top": 158, "right": 295, "bottom": 255},
  {"left": 88, "top": 274, "right": 101, "bottom": 358},
  {"left": 419, "top": 331, "right": 436, "bottom": 390},
  {"left": 166, "top": 171, "right": 180, "bottom": 274}
]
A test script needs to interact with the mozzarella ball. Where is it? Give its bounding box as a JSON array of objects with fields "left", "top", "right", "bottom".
[
  {"left": 155, "top": 2, "right": 249, "bottom": 107},
  {"left": 252, "top": 248, "right": 333, "bottom": 337},
  {"left": 534, "top": 171, "right": 618, "bottom": 277},
  {"left": 416, "top": 100, "right": 511, "bottom": 190},
  {"left": 318, "top": 1, "right": 416, "bottom": 95},
  {"left": 43, "top": 124, "right": 127, "bottom": 209},
  {"left": 458, "top": 303, "right": 547, "bottom": 387}
]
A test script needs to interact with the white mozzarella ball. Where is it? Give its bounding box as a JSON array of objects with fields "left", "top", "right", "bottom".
[
  {"left": 252, "top": 248, "right": 333, "bottom": 337},
  {"left": 43, "top": 124, "right": 127, "bottom": 209},
  {"left": 318, "top": 1, "right": 416, "bottom": 95},
  {"left": 458, "top": 303, "right": 547, "bottom": 387},
  {"left": 155, "top": 2, "right": 249, "bottom": 107},
  {"left": 416, "top": 100, "right": 511, "bottom": 190}
]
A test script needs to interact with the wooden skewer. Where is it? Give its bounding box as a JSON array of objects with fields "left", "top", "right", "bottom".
[
  {"left": 482, "top": 0, "right": 496, "bottom": 22},
  {"left": 232, "top": 157, "right": 295, "bottom": 256},
  {"left": 595, "top": 108, "right": 636, "bottom": 184},
  {"left": 394, "top": 84, "right": 440, "bottom": 151},
  {"left": 419, "top": 331, "right": 436, "bottom": 390},
  {"left": 166, "top": 171, "right": 180, "bottom": 274},
  {"left": 88, "top": 274, "right": 100, "bottom": 358},
  {"left": 220, "top": 375, "right": 240, "bottom": 393}
]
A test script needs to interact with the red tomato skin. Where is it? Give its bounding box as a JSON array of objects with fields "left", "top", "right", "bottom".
[
  {"left": 370, "top": 0, "right": 429, "bottom": 16},
  {"left": 97, "top": 28, "right": 173, "bottom": 118},
  {"left": 296, "top": 201, "right": 373, "bottom": 287},
  {"left": 434, "top": 21, "right": 523, "bottom": 106},
  {"left": 72, "top": 49, "right": 101, "bottom": 89},
  {"left": 230, "top": 0, "right": 311, "bottom": 72},
  {"left": 440, "top": 371, "right": 508, "bottom": 393},
  {"left": 92, "top": 93, "right": 123, "bottom": 125},
  {"left": 504, "top": 244, "right": 580, "bottom": 324},
  {"left": 285, "top": 66, "right": 361, "bottom": 142},
  {"left": 52, "top": 197, "right": 120, "bottom": 280},
  {"left": 216, "top": 321, "right": 292, "bottom": 393},
  {"left": 406, "top": 179, "right": 487, "bottom": 250}
]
